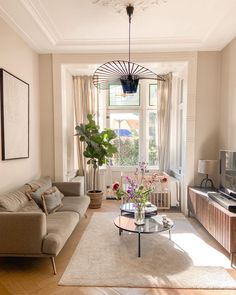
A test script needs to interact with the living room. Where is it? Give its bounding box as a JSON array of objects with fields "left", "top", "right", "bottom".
[{"left": 0, "top": 0, "right": 236, "bottom": 294}]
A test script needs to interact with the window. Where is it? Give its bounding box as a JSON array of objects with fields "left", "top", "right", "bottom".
[
  {"left": 108, "top": 112, "right": 139, "bottom": 166},
  {"left": 149, "top": 84, "right": 158, "bottom": 106},
  {"left": 108, "top": 84, "right": 140, "bottom": 106},
  {"left": 147, "top": 111, "right": 158, "bottom": 166},
  {"left": 106, "top": 81, "right": 159, "bottom": 167}
]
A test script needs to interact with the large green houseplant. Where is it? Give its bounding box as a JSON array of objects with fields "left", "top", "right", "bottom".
[{"left": 75, "top": 113, "right": 117, "bottom": 208}]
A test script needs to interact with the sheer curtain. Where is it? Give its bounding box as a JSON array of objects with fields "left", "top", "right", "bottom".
[
  {"left": 73, "top": 76, "right": 98, "bottom": 191},
  {"left": 158, "top": 73, "right": 172, "bottom": 172}
]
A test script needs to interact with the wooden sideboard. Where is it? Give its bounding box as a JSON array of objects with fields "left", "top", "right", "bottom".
[{"left": 188, "top": 187, "right": 236, "bottom": 266}]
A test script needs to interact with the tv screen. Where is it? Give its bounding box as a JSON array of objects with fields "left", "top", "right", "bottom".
[{"left": 219, "top": 150, "right": 236, "bottom": 199}]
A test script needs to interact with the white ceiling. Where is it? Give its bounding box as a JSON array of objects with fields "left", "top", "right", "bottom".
[{"left": 0, "top": 0, "right": 236, "bottom": 53}]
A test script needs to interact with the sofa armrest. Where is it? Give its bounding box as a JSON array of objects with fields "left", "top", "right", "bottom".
[
  {"left": 52, "top": 182, "right": 82, "bottom": 196},
  {"left": 0, "top": 212, "right": 47, "bottom": 254}
]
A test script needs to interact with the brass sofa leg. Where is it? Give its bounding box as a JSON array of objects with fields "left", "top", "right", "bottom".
[{"left": 50, "top": 257, "right": 57, "bottom": 275}]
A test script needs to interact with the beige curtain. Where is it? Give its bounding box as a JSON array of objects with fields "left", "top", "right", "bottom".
[
  {"left": 158, "top": 73, "right": 172, "bottom": 172},
  {"left": 73, "top": 76, "right": 98, "bottom": 191}
]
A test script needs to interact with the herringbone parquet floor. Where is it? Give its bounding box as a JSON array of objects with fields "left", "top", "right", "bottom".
[{"left": 0, "top": 200, "right": 236, "bottom": 295}]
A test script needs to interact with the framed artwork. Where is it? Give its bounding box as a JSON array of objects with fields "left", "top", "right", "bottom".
[
  {"left": 0, "top": 69, "right": 29, "bottom": 160},
  {"left": 149, "top": 84, "right": 158, "bottom": 106}
]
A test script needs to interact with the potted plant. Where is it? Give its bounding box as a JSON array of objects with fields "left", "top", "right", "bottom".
[{"left": 75, "top": 113, "right": 117, "bottom": 208}]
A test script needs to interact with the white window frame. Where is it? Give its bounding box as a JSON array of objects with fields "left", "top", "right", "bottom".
[{"left": 106, "top": 80, "right": 160, "bottom": 169}]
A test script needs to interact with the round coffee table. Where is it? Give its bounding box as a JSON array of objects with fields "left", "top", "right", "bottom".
[
  {"left": 120, "top": 202, "right": 158, "bottom": 216},
  {"left": 114, "top": 215, "right": 174, "bottom": 257}
]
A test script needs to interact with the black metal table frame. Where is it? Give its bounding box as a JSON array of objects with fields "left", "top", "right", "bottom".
[{"left": 116, "top": 220, "right": 172, "bottom": 257}]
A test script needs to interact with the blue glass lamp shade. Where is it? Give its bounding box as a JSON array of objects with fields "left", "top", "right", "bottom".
[{"left": 120, "top": 75, "right": 139, "bottom": 94}]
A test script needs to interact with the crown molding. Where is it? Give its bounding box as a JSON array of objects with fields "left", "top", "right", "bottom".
[
  {"left": 56, "top": 36, "right": 202, "bottom": 46},
  {"left": 0, "top": 0, "right": 235, "bottom": 53},
  {"left": 0, "top": 3, "right": 41, "bottom": 51},
  {"left": 20, "top": 0, "right": 60, "bottom": 44}
]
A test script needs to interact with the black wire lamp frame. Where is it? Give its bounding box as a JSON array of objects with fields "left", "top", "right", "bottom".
[{"left": 92, "top": 5, "right": 165, "bottom": 94}]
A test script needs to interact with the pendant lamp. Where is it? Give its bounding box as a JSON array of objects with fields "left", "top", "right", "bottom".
[{"left": 92, "top": 4, "right": 165, "bottom": 94}]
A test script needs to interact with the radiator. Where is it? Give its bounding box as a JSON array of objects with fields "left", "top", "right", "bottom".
[
  {"left": 99, "top": 169, "right": 180, "bottom": 208},
  {"left": 168, "top": 176, "right": 180, "bottom": 207},
  {"left": 149, "top": 192, "right": 170, "bottom": 209}
]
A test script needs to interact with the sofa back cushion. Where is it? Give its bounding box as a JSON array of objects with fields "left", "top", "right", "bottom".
[
  {"left": 0, "top": 176, "right": 53, "bottom": 212},
  {"left": 26, "top": 176, "right": 52, "bottom": 192},
  {"left": 0, "top": 191, "right": 29, "bottom": 212}
]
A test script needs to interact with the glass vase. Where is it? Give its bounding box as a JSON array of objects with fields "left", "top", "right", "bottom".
[{"left": 134, "top": 205, "right": 145, "bottom": 225}]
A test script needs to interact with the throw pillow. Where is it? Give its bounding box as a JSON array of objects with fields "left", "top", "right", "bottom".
[
  {"left": 41, "top": 187, "right": 63, "bottom": 215},
  {"left": 58, "top": 188, "right": 64, "bottom": 200},
  {"left": 30, "top": 183, "right": 52, "bottom": 208},
  {"left": 18, "top": 184, "right": 34, "bottom": 200}
]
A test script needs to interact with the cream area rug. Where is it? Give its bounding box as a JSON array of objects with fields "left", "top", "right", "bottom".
[{"left": 59, "top": 212, "right": 236, "bottom": 289}]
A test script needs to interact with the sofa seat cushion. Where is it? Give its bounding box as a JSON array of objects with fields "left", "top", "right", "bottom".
[
  {"left": 0, "top": 190, "right": 29, "bottom": 212},
  {"left": 57, "top": 196, "right": 90, "bottom": 217},
  {"left": 42, "top": 211, "right": 79, "bottom": 255}
]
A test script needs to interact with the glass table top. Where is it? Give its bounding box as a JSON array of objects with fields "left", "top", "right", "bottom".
[{"left": 114, "top": 215, "right": 173, "bottom": 234}]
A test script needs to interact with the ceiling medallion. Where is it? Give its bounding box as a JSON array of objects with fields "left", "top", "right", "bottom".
[
  {"left": 91, "top": 0, "right": 167, "bottom": 13},
  {"left": 92, "top": 5, "right": 165, "bottom": 94}
]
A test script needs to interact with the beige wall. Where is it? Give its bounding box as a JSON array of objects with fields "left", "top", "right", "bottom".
[
  {"left": 39, "top": 54, "right": 54, "bottom": 178},
  {"left": 38, "top": 57, "right": 75, "bottom": 180},
  {"left": 0, "top": 18, "right": 40, "bottom": 193},
  {"left": 220, "top": 37, "right": 236, "bottom": 151},
  {"left": 195, "top": 52, "right": 221, "bottom": 185}
]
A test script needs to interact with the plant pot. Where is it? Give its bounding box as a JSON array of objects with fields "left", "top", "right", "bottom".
[{"left": 87, "top": 190, "right": 103, "bottom": 209}]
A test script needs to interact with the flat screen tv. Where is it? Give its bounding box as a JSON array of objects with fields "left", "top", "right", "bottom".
[{"left": 219, "top": 150, "right": 236, "bottom": 200}]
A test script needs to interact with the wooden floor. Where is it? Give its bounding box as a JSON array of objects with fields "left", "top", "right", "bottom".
[{"left": 0, "top": 200, "right": 236, "bottom": 295}]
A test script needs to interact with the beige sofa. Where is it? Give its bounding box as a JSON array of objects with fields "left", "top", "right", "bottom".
[{"left": 0, "top": 176, "right": 90, "bottom": 274}]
